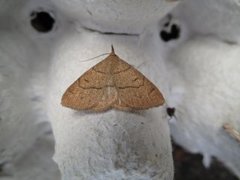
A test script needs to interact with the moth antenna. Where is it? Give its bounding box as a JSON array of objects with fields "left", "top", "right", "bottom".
[{"left": 80, "top": 53, "right": 110, "bottom": 62}]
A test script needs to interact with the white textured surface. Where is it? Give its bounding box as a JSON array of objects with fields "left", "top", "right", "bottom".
[
  {"left": 48, "top": 30, "right": 173, "bottom": 179},
  {"left": 11, "top": 134, "right": 60, "bottom": 180},
  {"left": 51, "top": 0, "right": 179, "bottom": 34},
  {"left": 167, "top": 36, "right": 240, "bottom": 177},
  {"left": 140, "top": 1, "right": 240, "bottom": 177},
  {"left": 0, "top": 0, "right": 60, "bottom": 179},
  {"left": 0, "top": 30, "right": 60, "bottom": 179},
  {"left": 0, "top": 31, "right": 42, "bottom": 166},
  {"left": 164, "top": 1, "right": 240, "bottom": 177},
  {"left": 173, "top": 0, "right": 240, "bottom": 43}
]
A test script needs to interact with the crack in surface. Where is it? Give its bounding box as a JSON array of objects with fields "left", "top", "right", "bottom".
[{"left": 82, "top": 26, "right": 139, "bottom": 36}]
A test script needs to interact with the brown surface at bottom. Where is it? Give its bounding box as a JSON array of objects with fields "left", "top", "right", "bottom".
[{"left": 172, "top": 142, "right": 238, "bottom": 180}]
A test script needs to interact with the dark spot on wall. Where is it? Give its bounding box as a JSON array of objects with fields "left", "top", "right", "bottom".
[
  {"left": 173, "top": 142, "right": 238, "bottom": 180},
  {"left": 164, "top": 22, "right": 170, "bottom": 27},
  {"left": 0, "top": 161, "right": 10, "bottom": 177},
  {"left": 30, "top": 11, "right": 55, "bottom": 33},
  {"left": 87, "top": 9, "right": 93, "bottom": 16},
  {"left": 160, "top": 24, "right": 181, "bottom": 42},
  {"left": 167, "top": 107, "right": 175, "bottom": 117}
]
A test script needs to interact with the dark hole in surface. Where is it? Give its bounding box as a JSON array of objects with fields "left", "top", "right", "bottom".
[
  {"left": 160, "top": 24, "right": 180, "bottom": 42},
  {"left": 0, "top": 163, "right": 3, "bottom": 173},
  {"left": 167, "top": 107, "right": 175, "bottom": 117},
  {"left": 0, "top": 162, "right": 8, "bottom": 176},
  {"left": 173, "top": 142, "right": 238, "bottom": 180},
  {"left": 30, "top": 11, "right": 55, "bottom": 33},
  {"left": 164, "top": 22, "right": 170, "bottom": 27},
  {"left": 170, "top": 24, "right": 180, "bottom": 39}
]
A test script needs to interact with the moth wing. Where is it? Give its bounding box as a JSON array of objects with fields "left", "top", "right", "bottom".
[
  {"left": 113, "top": 66, "right": 164, "bottom": 110},
  {"left": 61, "top": 79, "right": 105, "bottom": 110}
]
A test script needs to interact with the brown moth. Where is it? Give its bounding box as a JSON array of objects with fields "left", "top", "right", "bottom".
[{"left": 61, "top": 46, "right": 165, "bottom": 112}]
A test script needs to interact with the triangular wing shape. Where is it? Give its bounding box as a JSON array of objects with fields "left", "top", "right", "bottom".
[
  {"left": 61, "top": 55, "right": 118, "bottom": 111},
  {"left": 112, "top": 58, "right": 164, "bottom": 110},
  {"left": 61, "top": 74, "right": 104, "bottom": 110},
  {"left": 61, "top": 47, "right": 165, "bottom": 112}
]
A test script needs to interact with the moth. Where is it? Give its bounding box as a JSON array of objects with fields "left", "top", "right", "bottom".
[{"left": 61, "top": 46, "right": 165, "bottom": 112}]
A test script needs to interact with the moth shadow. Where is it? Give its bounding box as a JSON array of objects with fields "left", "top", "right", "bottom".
[{"left": 72, "top": 109, "right": 149, "bottom": 118}]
